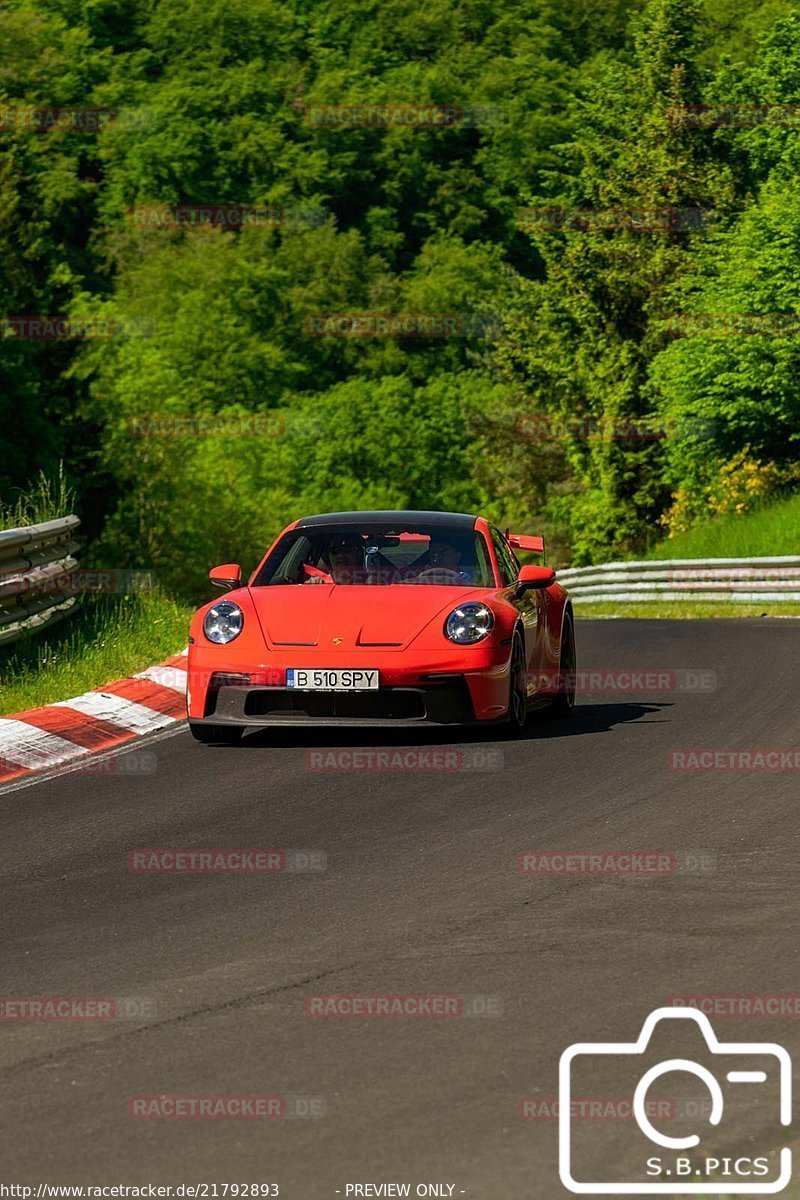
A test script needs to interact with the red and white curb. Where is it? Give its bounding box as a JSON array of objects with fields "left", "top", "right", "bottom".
[{"left": 0, "top": 650, "right": 188, "bottom": 784}]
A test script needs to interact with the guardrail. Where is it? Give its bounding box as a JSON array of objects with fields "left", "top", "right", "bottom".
[
  {"left": 557, "top": 556, "right": 800, "bottom": 603},
  {"left": 0, "top": 515, "right": 82, "bottom": 645}
]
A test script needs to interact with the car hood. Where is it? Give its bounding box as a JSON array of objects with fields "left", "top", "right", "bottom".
[{"left": 247, "top": 584, "right": 494, "bottom": 651}]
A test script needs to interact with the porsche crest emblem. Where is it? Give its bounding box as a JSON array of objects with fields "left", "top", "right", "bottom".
[{"left": 332, "top": 636, "right": 343, "bottom": 645}]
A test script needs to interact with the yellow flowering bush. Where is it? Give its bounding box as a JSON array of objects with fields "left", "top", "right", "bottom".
[
  {"left": 659, "top": 487, "right": 704, "bottom": 537},
  {"left": 659, "top": 450, "right": 799, "bottom": 537},
  {"left": 707, "top": 449, "right": 787, "bottom": 517}
]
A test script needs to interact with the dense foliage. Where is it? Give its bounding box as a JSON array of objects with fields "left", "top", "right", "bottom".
[{"left": 1, "top": 0, "right": 799, "bottom": 591}]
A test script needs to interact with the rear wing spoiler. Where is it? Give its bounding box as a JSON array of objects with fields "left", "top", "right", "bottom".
[{"left": 506, "top": 531, "right": 545, "bottom": 556}]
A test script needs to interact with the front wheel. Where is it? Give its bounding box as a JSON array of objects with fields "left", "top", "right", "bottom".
[
  {"left": 504, "top": 629, "right": 529, "bottom": 735},
  {"left": 189, "top": 721, "right": 244, "bottom": 745},
  {"left": 550, "top": 610, "right": 576, "bottom": 718}
]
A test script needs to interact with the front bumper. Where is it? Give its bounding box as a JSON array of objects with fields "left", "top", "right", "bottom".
[
  {"left": 188, "top": 647, "right": 512, "bottom": 727},
  {"left": 196, "top": 679, "right": 477, "bottom": 727}
]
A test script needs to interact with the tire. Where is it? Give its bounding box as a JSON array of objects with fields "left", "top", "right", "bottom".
[
  {"left": 504, "top": 628, "right": 529, "bottom": 735},
  {"left": 189, "top": 721, "right": 244, "bottom": 745},
  {"left": 550, "top": 609, "right": 576, "bottom": 718}
]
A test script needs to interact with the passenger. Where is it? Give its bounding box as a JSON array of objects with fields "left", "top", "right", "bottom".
[
  {"left": 328, "top": 536, "right": 367, "bottom": 584},
  {"left": 304, "top": 535, "right": 367, "bottom": 584}
]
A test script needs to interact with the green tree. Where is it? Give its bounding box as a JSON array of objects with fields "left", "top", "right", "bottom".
[{"left": 480, "top": 0, "right": 735, "bottom": 561}]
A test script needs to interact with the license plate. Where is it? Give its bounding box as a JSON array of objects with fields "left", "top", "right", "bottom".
[{"left": 286, "top": 668, "right": 379, "bottom": 691}]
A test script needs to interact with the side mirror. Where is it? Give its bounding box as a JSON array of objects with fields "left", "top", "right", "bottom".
[
  {"left": 515, "top": 564, "right": 556, "bottom": 594},
  {"left": 209, "top": 563, "right": 242, "bottom": 591}
]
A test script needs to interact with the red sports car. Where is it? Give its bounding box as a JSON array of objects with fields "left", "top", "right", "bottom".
[{"left": 187, "top": 510, "right": 576, "bottom": 743}]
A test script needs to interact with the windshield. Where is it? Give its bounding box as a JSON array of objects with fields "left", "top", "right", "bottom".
[{"left": 253, "top": 522, "right": 496, "bottom": 587}]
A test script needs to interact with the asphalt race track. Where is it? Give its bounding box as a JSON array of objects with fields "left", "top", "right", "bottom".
[{"left": 1, "top": 619, "right": 798, "bottom": 1197}]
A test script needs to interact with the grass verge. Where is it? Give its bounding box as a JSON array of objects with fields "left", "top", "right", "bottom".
[
  {"left": 646, "top": 492, "right": 800, "bottom": 559},
  {"left": 0, "top": 464, "right": 73, "bottom": 527},
  {"left": 0, "top": 589, "right": 193, "bottom": 717},
  {"left": 575, "top": 601, "right": 800, "bottom": 619}
]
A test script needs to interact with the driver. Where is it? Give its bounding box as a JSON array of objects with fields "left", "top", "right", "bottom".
[
  {"left": 428, "top": 541, "right": 462, "bottom": 571},
  {"left": 415, "top": 540, "right": 472, "bottom": 583}
]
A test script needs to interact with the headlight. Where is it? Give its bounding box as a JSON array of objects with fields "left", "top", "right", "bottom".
[
  {"left": 203, "top": 600, "right": 244, "bottom": 644},
  {"left": 445, "top": 602, "right": 494, "bottom": 645}
]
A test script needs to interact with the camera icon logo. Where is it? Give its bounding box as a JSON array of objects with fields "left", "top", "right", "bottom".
[{"left": 559, "top": 1007, "right": 791, "bottom": 1193}]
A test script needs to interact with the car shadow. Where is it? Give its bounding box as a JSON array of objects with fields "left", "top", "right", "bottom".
[
  {"left": 529, "top": 701, "right": 671, "bottom": 739},
  {"left": 229, "top": 702, "right": 671, "bottom": 750}
]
